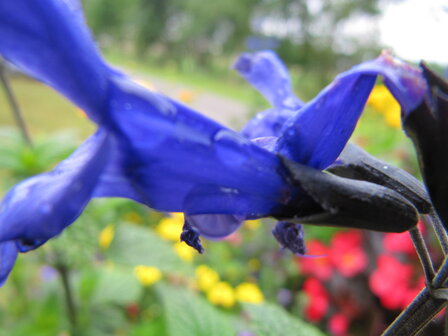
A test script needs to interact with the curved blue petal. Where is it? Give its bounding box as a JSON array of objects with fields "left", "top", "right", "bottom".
[
  {"left": 349, "top": 51, "right": 427, "bottom": 115},
  {"left": 234, "top": 51, "right": 303, "bottom": 109},
  {"left": 106, "top": 77, "right": 294, "bottom": 218},
  {"left": 0, "top": 0, "right": 111, "bottom": 122},
  {"left": 0, "top": 130, "right": 111, "bottom": 250},
  {"left": 234, "top": 51, "right": 303, "bottom": 139},
  {"left": 0, "top": 241, "right": 18, "bottom": 287},
  {"left": 275, "top": 52, "right": 426, "bottom": 170}
]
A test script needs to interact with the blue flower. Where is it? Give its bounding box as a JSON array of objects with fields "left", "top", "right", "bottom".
[
  {"left": 188, "top": 50, "right": 428, "bottom": 252},
  {"left": 0, "top": 0, "right": 428, "bottom": 284}
]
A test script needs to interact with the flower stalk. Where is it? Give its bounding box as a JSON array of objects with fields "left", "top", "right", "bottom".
[
  {"left": 0, "top": 60, "right": 32, "bottom": 146},
  {"left": 428, "top": 210, "right": 448, "bottom": 255},
  {"left": 409, "top": 226, "right": 435, "bottom": 284},
  {"left": 55, "top": 263, "right": 79, "bottom": 336}
]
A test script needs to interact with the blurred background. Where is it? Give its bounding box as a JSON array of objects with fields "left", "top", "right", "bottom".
[{"left": 0, "top": 0, "right": 447, "bottom": 335}]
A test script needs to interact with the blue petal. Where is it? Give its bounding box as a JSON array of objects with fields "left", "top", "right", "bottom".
[
  {"left": 234, "top": 51, "right": 303, "bottom": 109},
  {"left": 234, "top": 51, "right": 303, "bottom": 139},
  {"left": 0, "top": 130, "right": 111, "bottom": 250},
  {"left": 106, "top": 77, "right": 293, "bottom": 217},
  {"left": 0, "top": 241, "right": 18, "bottom": 287},
  {"left": 276, "top": 72, "right": 376, "bottom": 169},
  {"left": 349, "top": 51, "right": 427, "bottom": 115},
  {"left": 0, "top": 0, "right": 111, "bottom": 122},
  {"left": 275, "top": 52, "right": 426, "bottom": 170}
]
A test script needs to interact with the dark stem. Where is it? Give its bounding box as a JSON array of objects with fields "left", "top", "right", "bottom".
[
  {"left": 0, "top": 61, "right": 33, "bottom": 146},
  {"left": 56, "top": 264, "right": 78, "bottom": 335},
  {"left": 428, "top": 209, "right": 448, "bottom": 255},
  {"left": 382, "top": 254, "right": 448, "bottom": 335},
  {"left": 409, "top": 226, "right": 435, "bottom": 284}
]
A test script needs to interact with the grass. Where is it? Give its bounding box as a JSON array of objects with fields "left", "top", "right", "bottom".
[{"left": 0, "top": 76, "right": 94, "bottom": 138}]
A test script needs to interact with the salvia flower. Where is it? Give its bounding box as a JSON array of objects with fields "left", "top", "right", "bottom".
[{"left": 0, "top": 0, "right": 429, "bottom": 285}]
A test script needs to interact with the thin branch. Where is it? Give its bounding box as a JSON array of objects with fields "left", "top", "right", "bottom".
[
  {"left": 55, "top": 264, "right": 79, "bottom": 335},
  {"left": 409, "top": 226, "right": 435, "bottom": 284},
  {"left": 428, "top": 209, "right": 448, "bottom": 255},
  {"left": 0, "top": 61, "right": 33, "bottom": 146}
]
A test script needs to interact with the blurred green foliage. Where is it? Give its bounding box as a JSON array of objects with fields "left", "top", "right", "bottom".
[{"left": 83, "top": 0, "right": 384, "bottom": 87}]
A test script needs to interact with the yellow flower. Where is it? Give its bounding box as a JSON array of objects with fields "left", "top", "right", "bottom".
[
  {"left": 98, "top": 225, "right": 114, "bottom": 249},
  {"left": 195, "top": 265, "right": 220, "bottom": 292},
  {"left": 134, "top": 265, "right": 162, "bottom": 286},
  {"left": 235, "top": 282, "right": 264, "bottom": 304},
  {"left": 173, "top": 242, "right": 195, "bottom": 262},
  {"left": 244, "top": 219, "right": 261, "bottom": 230},
  {"left": 155, "top": 213, "right": 184, "bottom": 241},
  {"left": 367, "top": 85, "right": 401, "bottom": 128},
  {"left": 178, "top": 89, "right": 195, "bottom": 104},
  {"left": 207, "top": 282, "right": 236, "bottom": 308},
  {"left": 384, "top": 107, "right": 402, "bottom": 129}
]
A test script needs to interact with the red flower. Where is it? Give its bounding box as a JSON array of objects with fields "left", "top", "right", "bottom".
[
  {"left": 331, "top": 230, "right": 363, "bottom": 250},
  {"left": 330, "top": 230, "right": 367, "bottom": 277},
  {"left": 303, "top": 278, "right": 329, "bottom": 322},
  {"left": 383, "top": 232, "right": 415, "bottom": 256},
  {"left": 328, "top": 313, "right": 350, "bottom": 336},
  {"left": 297, "top": 240, "right": 333, "bottom": 280},
  {"left": 383, "top": 221, "right": 424, "bottom": 257},
  {"left": 369, "top": 254, "right": 414, "bottom": 310}
]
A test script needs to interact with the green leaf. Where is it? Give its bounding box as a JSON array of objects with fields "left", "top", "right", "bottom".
[
  {"left": 157, "top": 284, "right": 235, "bottom": 336},
  {"left": 243, "top": 303, "right": 325, "bottom": 336},
  {"left": 106, "top": 224, "right": 193, "bottom": 276},
  {"left": 92, "top": 267, "right": 142, "bottom": 305}
]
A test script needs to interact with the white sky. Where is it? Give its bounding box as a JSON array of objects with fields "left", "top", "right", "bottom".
[{"left": 379, "top": 0, "right": 448, "bottom": 64}]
